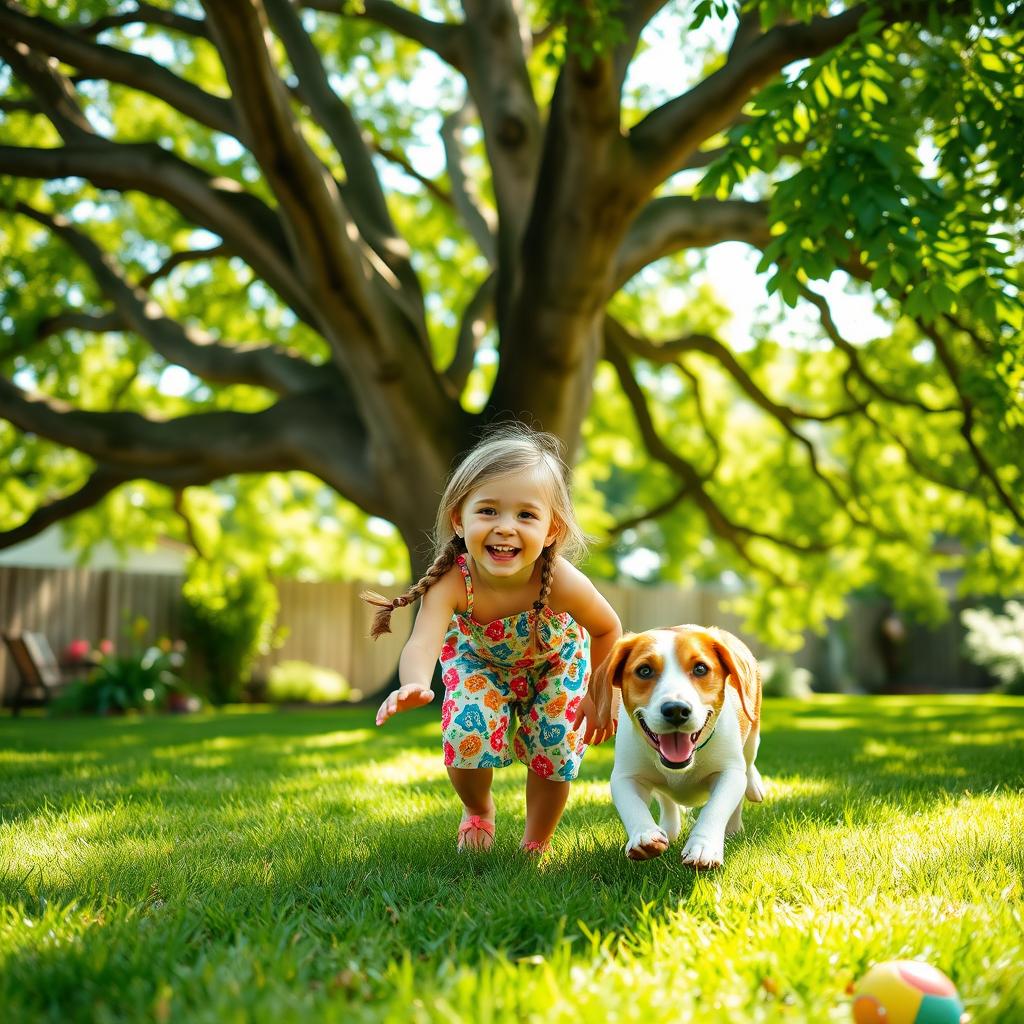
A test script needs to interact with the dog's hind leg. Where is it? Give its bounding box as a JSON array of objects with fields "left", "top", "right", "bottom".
[
  {"left": 726, "top": 799, "right": 743, "bottom": 837},
  {"left": 655, "top": 793, "right": 682, "bottom": 843},
  {"left": 743, "top": 722, "right": 765, "bottom": 803}
]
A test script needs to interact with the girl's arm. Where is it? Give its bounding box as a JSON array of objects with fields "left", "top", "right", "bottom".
[
  {"left": 376, "top": 568, "right": 461, "bottom": 726},
  {"left": 550, "top": 559, "right": 623, "bottom": 742}
]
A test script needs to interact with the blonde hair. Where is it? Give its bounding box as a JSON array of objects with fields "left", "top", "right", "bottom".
[{"left": 362, "top": 422, "right": 588, "bottom": 641}]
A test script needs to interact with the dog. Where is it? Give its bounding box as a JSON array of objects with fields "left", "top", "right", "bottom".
[{"left": 600, "top": 625, "right": 764, "bottom": 868}]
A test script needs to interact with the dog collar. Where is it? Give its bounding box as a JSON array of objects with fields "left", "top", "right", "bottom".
[{"left": 694, "top": 712, "right": 717, "bottom": 751}]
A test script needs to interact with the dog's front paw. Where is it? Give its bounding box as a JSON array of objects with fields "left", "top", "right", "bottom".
[
  {"left": 680, "top": 833, "right": 724, "bottom": 869},
  {"left": 625, "top": 828, "right": 669, "bottom": 860}
]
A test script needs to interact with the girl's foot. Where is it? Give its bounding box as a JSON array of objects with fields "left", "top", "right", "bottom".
[{"left": 457, "top": 812, "right": 495, "bottom": 852}]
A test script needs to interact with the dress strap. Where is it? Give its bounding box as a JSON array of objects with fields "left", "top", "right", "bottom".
[{"left": 456, "top": 553, "right": 474, "bottom": 614}]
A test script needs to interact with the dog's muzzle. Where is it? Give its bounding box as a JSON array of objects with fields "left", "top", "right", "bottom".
[{"left": 636, "top": 709, "right": 713, "bottom": 770}]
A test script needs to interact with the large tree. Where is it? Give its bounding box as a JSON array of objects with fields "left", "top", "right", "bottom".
[{"left": 1, "top": 0, "right": 1021, "bottom": 644}]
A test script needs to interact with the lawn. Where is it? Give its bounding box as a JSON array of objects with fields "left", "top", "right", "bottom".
[{"left": 1, "top": 695, "right": 1022, "bottom": 1023}]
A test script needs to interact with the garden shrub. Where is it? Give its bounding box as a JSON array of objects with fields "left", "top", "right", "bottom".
[
  {"left": 760, "top": 655, "right": 815, "bottom": 699},
  {"left": 181, "top": 559, "right": 282, "bottom": 704},
  {"left": 51, "top": 638, "right": 186, "bottom": 715},
  {"left": 961, "top": 601, "right": 1024, "bottom": 695},
  {"left": 265, "top": 660, "right": 357, "bottom": 704}
]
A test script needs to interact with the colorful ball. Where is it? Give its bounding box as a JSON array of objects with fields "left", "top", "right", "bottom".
[{"left": 852, "top": 961, "right": 966, "bottom": 1024}]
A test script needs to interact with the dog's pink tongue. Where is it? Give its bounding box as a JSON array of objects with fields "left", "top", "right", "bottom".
[{"left": 659, "top": 732, "right": 695, "bottom": 763}]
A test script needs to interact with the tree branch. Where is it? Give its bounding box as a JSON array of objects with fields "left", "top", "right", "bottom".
[
  {"left": 0, "top": 141, "right": 314, "bottom": 326},
  {"left": 15, "top": 203, "right": 327, "bottom": 396},
  {"left": 441, "top": 100, "right": 498, "bottom": 262},
  {"left": 78, "top": 2, "right": 211, "bottom": 41},
  {"left": 444, "top": 273, "right": 495, "bottom": 394},
  {"left": 0, "top": 37, "right": 93, "bottom": 143},
  {"left": 36, "top": 311, "right": 125, "bottom": 340},
  {"left": 265, "top": 0, "right": 393, "bottom": 237},
  {"left": 613, "top": 319, "right": 864, "bottom": 425},
  {"left": 459, "top": 0, "right": 541, "bottom": 304},
  {"left": 606, "top": 481, "right": 691, "bottom": 538},
  {"left": 608, "top": 317, "right": 899, "bottom": 538},
  {"left": 0, "top": 466, "right": 127, "bottom": 550},
  {"left": 137, "top": 244, "right": 230, "bottom": 291},
  {"left": 921, "top": 319, "right": 1024, "bottom": 529},
  {"left": 301, "top": 0, "right": 465, "bottom": 66},
  {"left": 613, "top": 0, "right": 673, "bottom": 94},
  {"left": 267, "top": 0, "right": 428, "bottom": 335},
  {"left": 0, "top": 1, "right": 239, "bottom": 138},
  {"left": 798, "top": 284, "right": 958, "bottom": 414},
  {"left": 367, "top": 136, "right": 453, "bottom": 206},
  {"left": 629, "top": 5, "right": 870, "bottom": 187},
  {"left": 604, "top": 319, "right": 831, "bottom": 568},
  {"left": 614, "top": 196, "right": 771, "bottom": 288},
  {"left": 201, "top": 0, "right": 392, "bottom": 346}
]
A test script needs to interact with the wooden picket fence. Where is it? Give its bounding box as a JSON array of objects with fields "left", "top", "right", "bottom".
[
  {"left": 0, "top": 563, "right": 992, "bottom": 704},
  {"left": 0, "top": 564, "right": 744, "bottom": 705}
]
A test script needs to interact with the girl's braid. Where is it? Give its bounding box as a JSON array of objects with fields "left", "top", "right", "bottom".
[
  {"left": 361, "top": 538, "right": 463, "bottom": 639},
  {"left": 531, "top": 545, "right": 556, "bottom": 648}
]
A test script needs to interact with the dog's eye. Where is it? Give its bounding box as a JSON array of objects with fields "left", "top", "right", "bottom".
[
  {"left": 692, "top": 662, "right": 709, "bottom": 676},
  {"left": 635, "top": 664, "right": 654, "bottom": 679}
]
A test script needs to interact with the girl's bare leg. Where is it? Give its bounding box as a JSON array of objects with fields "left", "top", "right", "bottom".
[
  {"left": 447, "top": 766, "right": 495, "bottom": 851},
  {"left": 522, "top": 770, "right": 570, "bottom": 852}
]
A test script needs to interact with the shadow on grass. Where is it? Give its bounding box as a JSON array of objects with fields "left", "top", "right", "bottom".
[{"left": 1, "top": 696, "right": 1022, "bottom": 981}]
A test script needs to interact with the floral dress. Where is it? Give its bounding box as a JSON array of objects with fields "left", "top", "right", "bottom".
[{"left": 440, "top": 554, "right": 591, "bottom": 781}]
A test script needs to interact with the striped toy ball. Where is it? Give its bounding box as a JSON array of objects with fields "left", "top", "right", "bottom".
[{"left": 852, "top": 961, "right": 966, "bottom": 1024}]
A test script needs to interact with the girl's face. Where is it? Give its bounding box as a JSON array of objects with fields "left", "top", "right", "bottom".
[{"left": 452, "top": 468, "right": 560, "bottom": 583}]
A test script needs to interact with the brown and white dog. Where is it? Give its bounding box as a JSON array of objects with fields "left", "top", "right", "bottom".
[{"left": 601, "top": 625, "right": 764, "bottom": 868}]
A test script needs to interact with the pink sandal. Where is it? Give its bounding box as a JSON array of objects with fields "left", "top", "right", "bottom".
[
  {"left": 521, "top": 840, "right": 549, "bottom": 857},
  {"left": 457, "top": 814, "right": 495, "bottom": 852}
]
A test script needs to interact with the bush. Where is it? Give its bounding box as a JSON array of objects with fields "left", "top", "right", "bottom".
[
  {"left": 760, "top": 655, "right": 815, "bottom": 699},
  {"left": 51, "top": 642, "right": 187, "bottom": 716},
  {"left": 181, "top": 559, "right": 283, "bottom": 705},
  {"left": 265, "top": 661, "right": 357, "bottom": 704},
  {"left": 961, "top": 601, "right": 1024, "bottom": 695}
]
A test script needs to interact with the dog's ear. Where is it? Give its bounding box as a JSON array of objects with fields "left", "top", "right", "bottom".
[
  {"left": 591, "top": 633, "right": 637, "bottom": 724},
  {"left": 708, "top": 627, "right": 760, "bottom": 723}
]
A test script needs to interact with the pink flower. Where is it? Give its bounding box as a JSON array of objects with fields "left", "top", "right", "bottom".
[
  {"left": 64, "top": 639, "right": 91, "bottom": 662},
  {"left": 566, "top": 696, "right": 582, "bottom": 723},
  {"left": 485, "top": 621, "right": 505, "bottom": 641},
  {"left": 443, "top": 741, "right": 456, "bottom": 766},
  {"left": 98, "top": 639, "right": 114, "bottom": 656},
  {"left": 490, "top": 720, "right": 507, "bottom": 752},
  {"left": 443, "top": 668, "right": 460, "bottom": 690},
  {"left": 440, "top": 641, "right": 457, "bottom": 662},
  {"left": 441, "top": 700, "right": 457, "bottom": 730}
]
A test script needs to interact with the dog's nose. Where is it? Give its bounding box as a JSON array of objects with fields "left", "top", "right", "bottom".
[{"left": 660, "top": 700, "right": 692, "bottom": 724}]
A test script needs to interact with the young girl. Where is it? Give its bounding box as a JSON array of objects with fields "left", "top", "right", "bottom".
[{"left": 363, "top": 424, "right": 621, "bottom": 854}]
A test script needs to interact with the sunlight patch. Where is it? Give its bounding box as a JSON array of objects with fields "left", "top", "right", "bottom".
[
  {"left": 352, "top": 753, "right": 448, "bottom": 784},
  {"left": 300, "top": 729, "right": 373, "bottom": 750}
]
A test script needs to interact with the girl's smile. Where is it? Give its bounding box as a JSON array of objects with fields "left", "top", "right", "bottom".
[{"left": 453, "top": 469, "right": 560, "bottom": 585}]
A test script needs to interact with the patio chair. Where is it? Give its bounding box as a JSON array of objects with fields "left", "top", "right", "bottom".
[{"left": 2, "top": 631, "right": 77, "bottom": 716}]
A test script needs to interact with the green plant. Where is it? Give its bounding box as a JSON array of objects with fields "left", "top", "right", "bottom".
[
  {"left": 50, "top": 645, "right": 184, "bottom": 716},
  {"left": 760, "top": 654, "right": 815, "bottom": 699},
  {"left": 961, "top": 601, "right": 1024, "bottom": 695},
  {"left": 181, "top": 558, "right": 283, "bottom": 705},
  {"left": 265, "top": 660, "right": 356, "bottom": 704}
]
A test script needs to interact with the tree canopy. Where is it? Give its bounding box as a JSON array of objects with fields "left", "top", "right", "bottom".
[{"left": 0, "top": 0, "right": 1021, "bottom": 647}]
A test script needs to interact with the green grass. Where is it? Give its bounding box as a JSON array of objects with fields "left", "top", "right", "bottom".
[{"left": 1, "top": 695, "right": 1023, "bottom": 1023}]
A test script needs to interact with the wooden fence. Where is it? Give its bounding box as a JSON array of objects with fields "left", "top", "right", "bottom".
[{"left": 0, "top": 564, "right": 995, "bottom": 705}]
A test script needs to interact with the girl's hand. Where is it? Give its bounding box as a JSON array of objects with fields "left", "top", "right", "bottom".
[
  {"left": 574, "top": 693, "right": 616, "bottom": 746},
  {"left": 376, "top": 684, "right": 435, "bottom": 726}
]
